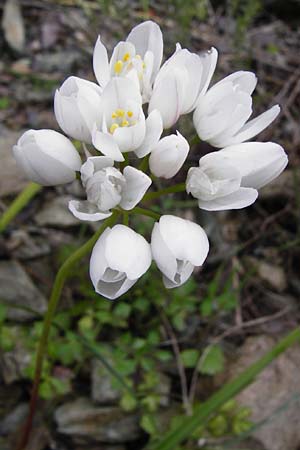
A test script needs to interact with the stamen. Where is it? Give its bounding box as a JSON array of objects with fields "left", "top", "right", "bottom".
[
  {"left": 123, "top": 52, "right": 130, "bottom": 62},
  {"left": 116, "top": 109, "right": 125, "bottom": 117},
  {"left": 121, "top": 119, "right": 129, "bottom": 127},
  {"left": 127, "top": 111, "right": 133, "bottom": 118},
  {"left": 110, "top": 123, "right": 119, "bottom": 134},
  {"left": 136, "top": 54, "right": 141, "bottom": 59},
  {"left": 114, "top": 60, "right": 123, "bottom": 74},
  {"left": 111, "top": 112, "right": 117, "bottom": 119}
]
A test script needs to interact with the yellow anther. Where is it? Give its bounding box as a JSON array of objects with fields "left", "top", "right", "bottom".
[
  {"left": 123, "top": 52, "right": 130, "bottom": 62},
  {"left": 127, "top": 110, "right": 133, "bottom": 118},
  {"left": 121, "top": 119, "right": 129, "bottom": 127},
  {"left": 114, "top": 60, "right": 123, "bottom": 74},
  {"left": 111, "top": 112, "right": 117, "bottom": 119},
  {"left": 136, "top": 54, "right": 141, "bottom": 59},
  {"left": 110, "top": 123, "right": 119, "bottom": 134},
  {"left": 142, "top": 62, "right": 146, "bottom": 69},
  {"left": 116, "top": 108, "right": 125, "bottom": 117}
]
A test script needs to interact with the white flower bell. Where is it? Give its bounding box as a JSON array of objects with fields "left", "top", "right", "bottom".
[
  {"left": 54, "top": 76, "right": 102, "bottom": 143},
  {"left": 69, "top": 156, "right": 152, "bottom": 221},
  {"left": 149, "top": 131, "right": 189, "bottom": 179},
  {"left": 149, "top": 45, "right": 218, "bottom": 128},
  {"left": 193, "top": 71, "right": 280, "bottom": 147},
  {"left": 186, "top": 142, "right": 288, "bottom": 211},
  {"left": 93, "top": 21, "right": 163, "bottom": 102},
  {"left": 13, "top": 129, "right": 81, "bottom": 186},
  {"left": 90, "top": 224, "right": 152, "bottom": 299},
  {"left": 151, "top": 215, "right": 209, "bottom": 288},
  {"left": 92, "top": 77, "right": 146, "bottom": 161}
]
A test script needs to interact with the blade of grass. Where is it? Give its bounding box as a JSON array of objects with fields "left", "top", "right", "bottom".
[{"left": 148, "top": 327, "right": 300, "bottom": 450}]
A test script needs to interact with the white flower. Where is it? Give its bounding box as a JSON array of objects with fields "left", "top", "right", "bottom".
[
  {"left": 193, "top": 71, "right": 280, "bottom": 147},
  {"left": 54, "top": 76, "right": 103, "bottom": 144},
  {"left": 69, "top": 156, "right": 151, "bottom": 221},
  {"left": 151, "top": 215, "right": 209, "bottom": 288},
  {"left": 92, "top": 78, "right": 146, "bottom": 161},
  {"left": 93, "top": 21, "right": 163, "bottom": 102},
  {"left": 149, "top": 45, "right": 218, "bottom": 128},
  {"left": 90, "top": 225, "right": 152, "bottom": 299},
  {"left": 13, "top": 129, "right": 81, "bottom": 186},
  {"left": 149, "top": 131, "right": 189, "bottom": 179},
  {"left": 186, "top": 142, "right": 288, "bottom": 211}
]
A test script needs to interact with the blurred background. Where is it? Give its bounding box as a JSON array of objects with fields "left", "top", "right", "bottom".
[{"left": 0, "top": 1, "right": 300, "bottom": 449}]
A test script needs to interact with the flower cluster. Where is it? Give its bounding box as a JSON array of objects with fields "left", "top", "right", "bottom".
[{"left": 13, "top": 21, "right": 288, "bottom": 299}]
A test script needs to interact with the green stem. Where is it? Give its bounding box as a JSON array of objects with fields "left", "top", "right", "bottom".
[
  {"left": 143, "top": 183, "right": 186, "bottom": 202},
  {"left": 138, "top": 154, "right": 150, "bottom": 172},
  {"left": 130, "top": 206, "right": 161, "bottom": 220},
  {"left": 0, "top": 182, "right": 42, "bottom": 233},
  {"left": 148, "top": 327, "right": 300, "bottom": 450},
  {"left": 15, "top": 213, "right": 119, "bottom": 450}
]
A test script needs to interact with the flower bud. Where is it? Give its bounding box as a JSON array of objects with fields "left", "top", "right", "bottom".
[
  {"left": 54, "top": 76, "right": 102, "bottom": 143},
  {"left": 151, "top": 215, "right": 209, "bottom": 288},
  {"left": 149, "top": 131, "right": 189, "bottom": 179},
  {"left": 90, "top": 225, "right": 152, "bottom": 299},
  {"left": 13, "top": 129, "right": 81, "bottom": 186}
]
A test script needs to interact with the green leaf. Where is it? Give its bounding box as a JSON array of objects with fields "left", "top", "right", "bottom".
[
  {"left": 0, "top": 303, "right": 7, "bottom": 323},
  {"left": 180, "top": 349, "right": 199, "bottom": 368},
  {"left": 141, "top": 413, "right": 157, "bottom": 435},
  {"left": 199, "top": 345, "right": 224, "bottom": 375},
  {"left": 147, "top": 327, "right": 300, "bottom": 450},
  {"left": 114, "top": 302, "right": 131, "bottom": 319},
  {"left": 120, "top": 392, "right": 137, "bottom": 411}
]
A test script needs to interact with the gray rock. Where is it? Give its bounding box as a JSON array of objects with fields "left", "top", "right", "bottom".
[
  {"left": 8, "top": 230, "right": 51, "bottom": 260},
  {"left": 246, "top": 257, "right": 287, "bottom": 292},
  {"left": 91, "top": 359, "right": 121, "bottom": 405},
  {"left": 0, "top": 403, "right": 28, "bottom": 434},
  {"left": 0, "top": 127, "right": 28, "bottom": 198},
  {"left": 2, "top": 0, "right": 25, "bottom": 52},
  {"left": 35, "top": 195, "right": 79, "bottom": 227},
  {"left": 55, "top": 397, "right": 141, "bottom": 444},
  {"left": 0, "top": 260, "right": 47, "bottom": 321},
  {"left": 220, "top": 335, "right": 300, "bottom": 450},
  {"left": 33, "top": 51, "right": 82, "bottom": 73}
]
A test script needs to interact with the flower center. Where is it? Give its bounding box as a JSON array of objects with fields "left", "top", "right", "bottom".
[
  {"left": 113, "top": 52, "right": 146, "bottom": 80},
  {"left": 109, "top": 108, "right": 137, "bottom": 134}
]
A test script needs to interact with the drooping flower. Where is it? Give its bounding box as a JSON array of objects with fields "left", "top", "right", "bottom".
[
  {"left": 69, "top": 156, "right": 151, "bottom": 221},
  {"left": 93, "top": 21, "right": 163, "bottom": 102},
  {"left": 186, "top": 142, "right": 288, "bottom": 211},
  {"left": 90, "top": 224, "right": 152, "bottom": 299},
  {"left": 149, "top": 45, "right": 218, "bottom": 128},
  {"left": 54, "top": 76, "right": 102, "bottom": 143},
  {"left": 92, "top": 77, "right": 146, "bottom": 161},
  {"left": 151, "top": 215, "right": 209, "bottom": 288},
  {"left": 13, "top": 129, "right": 81, "bottom": 186},
  {"left": 193, "top": 71, "right": 280, "bottom": 147},
  {"left": 149, "top": 131, "right": 189, "bottom": 179}
]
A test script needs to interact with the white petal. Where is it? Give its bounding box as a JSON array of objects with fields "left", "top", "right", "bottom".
[
  {"left": 163, "top": 262, "right": 194, "bottom": 289},
  {"left": 198, "top": 47, "right": 218, "bottom": 96},
  {"left": 157, "top": 215, "right": 209, "bottom": 266},
  {"left": 105, "top": 225, "right": 152, "bottom": 279},
  {"left": 69, "top": 200, "right": 112, "bottom": 222},
  {"left": 227, "top": 104, "right": 280, "bottom": 145},
  {"left": 93, "top": 35, "right": 110, "bottom": 88},
  {"left": 113, "top": 114, "right": 146, "bottom": 152},
  {"left": 221, "top": 71, "right": 257, "bottom": 95},
  {"left": 81, "top": 156, "right": 114, "bottom": 185},
  {"left": 90, "top": 227, "right": 111, "bottom": 288},
  {"left": 198, "top": 187, "right": 258, "bottom": 211},
  {"left": 134, "top": 109, "right": 163, "bottom": 158},
  {"left": 218, "top": 142, "right": 288, "bottom": 189},
  {"left": 92, "top": 127, "right": 124, "bottom": 162},
  {"left": 149, "top": 67, "right": 187, "bottom": 129},
  {"left": 151, "top": 222, "right": 178, "bottom": 282},
  {"left": 101, "top": 78, "right": 142, "bottom": 120},
  {"left": 149, "top": 131, "right": 189, "bottom": 179},
  {"left": 120, "top": 166, "right": 152, "bottom": 210},
  {"left": 126, "top": 21, "right": 163, "bottom": 80}
]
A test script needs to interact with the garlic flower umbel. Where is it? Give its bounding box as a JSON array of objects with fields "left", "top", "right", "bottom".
[
  {"left": 93, "top": 21, "right": 163, "bottom": 102},
  {"left": 12, "top": 19, "right": 289, "bottom": 300}
]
